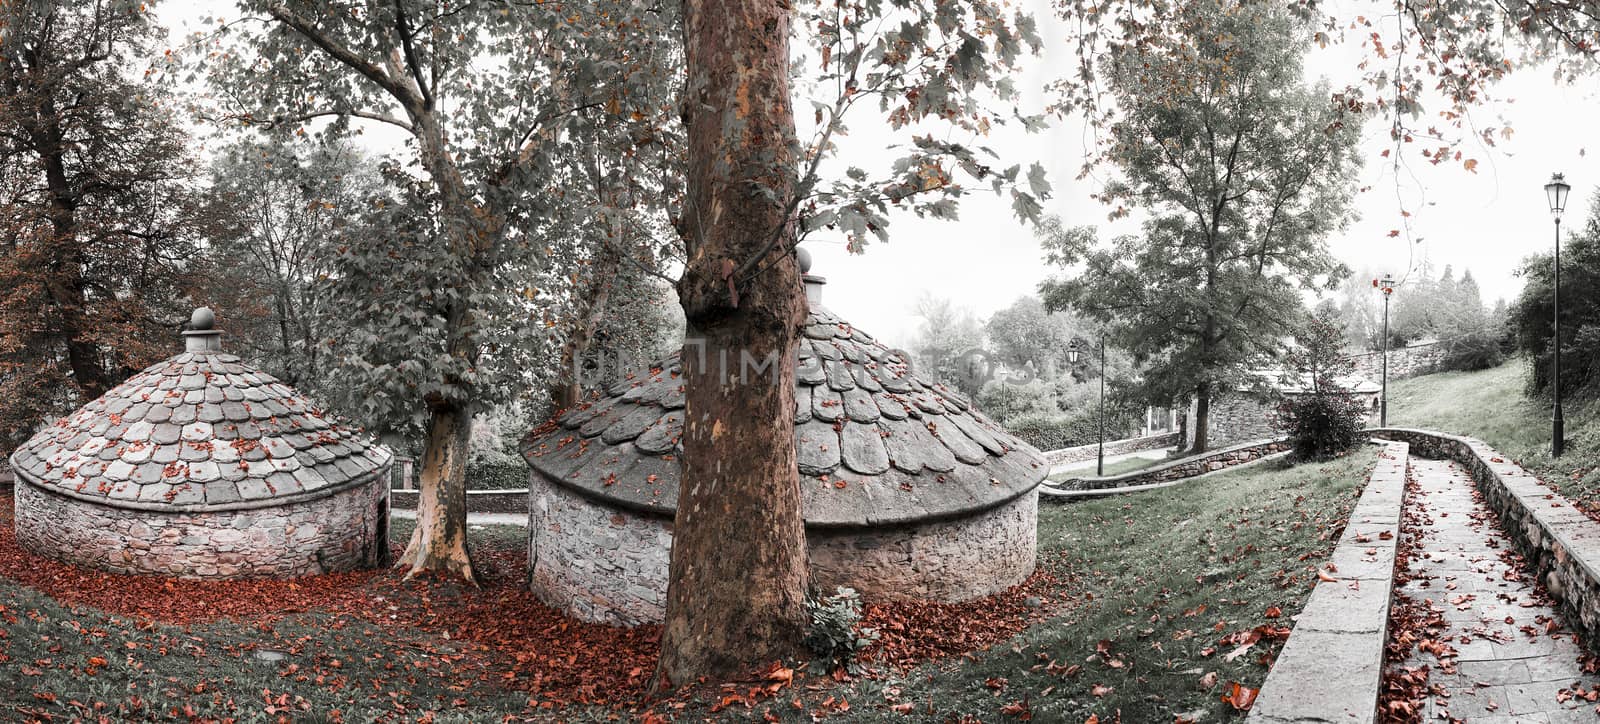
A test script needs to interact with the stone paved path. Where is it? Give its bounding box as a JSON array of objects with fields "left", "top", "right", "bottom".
[{"left": 1394, "top": 458, "right": 1600, "bottom": 722}]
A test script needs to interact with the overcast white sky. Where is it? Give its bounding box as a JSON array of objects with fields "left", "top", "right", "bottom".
[{"left": 156, "top": 1, "right": 1600, "bottom": 350}]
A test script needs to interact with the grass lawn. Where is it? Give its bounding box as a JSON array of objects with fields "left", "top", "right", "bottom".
[
  {"left": 0, "top": 506, "right": 652, "bottom": 724},
  {"left": 1386, "top": 358, "right": 1600, "bottom": 514},
  {"left": 1047, "top": 454, "right": 1167, "bottom": 482},
  {"left": 824, "top": 445, "right": 1378, "bottom": 722},
  {"left": 0, "top": 446, "right": 1377, "bottom": 722}
]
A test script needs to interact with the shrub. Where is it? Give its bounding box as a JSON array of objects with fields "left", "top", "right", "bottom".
[
  {"left": 1003, "top": 411, "right": 1097, "bottom": 451},
  {"left": 465, "top": 460, "right": 529, "bottom": 490},
  {"left": 1280, "top": 308, "right": 1368, "bottom": 459},
  {"left": 1435, "top": 314, "right": 1507, "bottom": 373},
  {"left": 803, "top": 587, "right": 878, "bottom": 674},
  {"left": 1278, "top": 393, "right": 1368, "bottom": 460}
]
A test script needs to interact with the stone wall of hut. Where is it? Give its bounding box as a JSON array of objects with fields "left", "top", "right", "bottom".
[
  {"left": 13, "top": 476, "right": 389, "bottom": 579},
  {"left": 526, "top": 470, "right": 1038, "bottom": 626}
]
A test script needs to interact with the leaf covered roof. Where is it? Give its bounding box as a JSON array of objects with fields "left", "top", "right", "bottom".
[{"left": 10, "top": 351, "right": 391, "bottom": 511}]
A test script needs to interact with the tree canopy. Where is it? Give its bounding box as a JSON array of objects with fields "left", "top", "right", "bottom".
[
  {"left": 0, "top": 0, "right": 209, "bottom": 449},
  {"left": 189, "top": 0, "right": 684, "bottom": 581},
  {"left": 1039, "top": 0, "right": 1361, "bottom": 451}
]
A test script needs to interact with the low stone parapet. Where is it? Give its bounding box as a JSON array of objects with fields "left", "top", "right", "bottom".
[
  {"left": 1248, "top": 439, "right": 1406, "bottom": 723},
  {"left": 1042, "top": 431, "right": 1180, "bottom": 465},
  {"left": 1368, "top": 427, "right": 1600, "bottom": 650},
  {"left": 390, "top": 488, "right": 527, "bottom": 515},
  {"left": 1044, "top": 438, "right": 1290, "bottom": 497}
]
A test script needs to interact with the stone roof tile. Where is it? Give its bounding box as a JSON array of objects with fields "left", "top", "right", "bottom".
[
  {"left": 795, "top": 419, "right": 842, "bottom": 476},
  {"left": 633, "top": 413, "right": 681, "bottom": 455},
  {"left": 840, "top": 423, "right": 890, "bottom": 476},
  {"left": 600, "top": 404, "right": 662, "bottom": 445}
]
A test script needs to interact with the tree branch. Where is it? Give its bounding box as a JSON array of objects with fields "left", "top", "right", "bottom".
[
  {"left": 265, "top": 4, "right": 421, "bottom": 111},
  {"left": 392, "top": 0, "right": 435, "bottom": 109}
]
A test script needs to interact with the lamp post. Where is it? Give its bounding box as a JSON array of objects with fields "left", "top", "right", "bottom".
[
  {"left": 1069, "top": 340, "right": 1107, "bottom": 476},
  {"left": 1545, "top": 172, "right": 1571, "bottom": 458},
  {"left": 1375, "top": 275, "right": 1396, "bottom": 427}
]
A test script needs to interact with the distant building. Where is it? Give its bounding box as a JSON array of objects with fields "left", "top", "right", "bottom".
[{"left": 1179, "top": 371, "right": 1380, "bottom": 450}]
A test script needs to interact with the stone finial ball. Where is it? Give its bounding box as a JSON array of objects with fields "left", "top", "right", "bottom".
[
  {"left": 797, "top": 247, "right": 813, "bottom": 274},
  {"left": 190, "top": 307, "right": 216, "bottom": 330}
]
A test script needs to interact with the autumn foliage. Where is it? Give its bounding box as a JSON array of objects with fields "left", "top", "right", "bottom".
[
  {"left": 0, "top": 3, "right": 210, "bottom": 449},
  {"left": 0, "top": 493, "right": 1068, "bottom": 715}
]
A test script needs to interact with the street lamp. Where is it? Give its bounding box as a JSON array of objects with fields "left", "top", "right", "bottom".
[
  {"left": 1374, "top": 274, "right": 1396, "bottom": 427},
  {"left": 1545, "top": 172, "right": 1571, "bottom": 457},
  {"left": 1069, "top": 339, "right": 1107, "bottom": 476}
]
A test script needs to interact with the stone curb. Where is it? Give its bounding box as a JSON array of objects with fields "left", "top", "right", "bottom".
[
  {"left": 1248, "top": 439, "right": 1408, "bottom": 724},
  {"left": 1039, "top": 449, "right": 1291, "bottom": 502},
  {"left": 1040, "top": 437, "right": 1290, "bottom": 501},
  {"left": 1368, "top": 427, "right": 1600, "bottom": 652},
  {"left": 1042, "top": 431, "right": 1181, "bottom": 465}
]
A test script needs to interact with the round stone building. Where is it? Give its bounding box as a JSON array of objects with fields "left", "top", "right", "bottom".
[
  {"left": 520, "top": 255, "right": 1048, "bottom": 626},
  {"left": 8, "top": 309, "right": 392, "bottom": 579}
]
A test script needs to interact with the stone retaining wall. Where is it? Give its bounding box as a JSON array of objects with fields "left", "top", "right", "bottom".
[
  {"left": 1187, "top": 395, "right": 1287, "bottom": 450},
  {"left": 1368, "top": 427, "right": 1600, "bottom": 650},
  {"left": 527, "top": 470, "right": 1038, "bottom": 626},
  {"left": 1249, "top": 440, "right": 1407, "bottom": 723},
  {"left": 13, "top": 475, "right": 389, "bottom": 579},
  {"left": 1046, "top": 438, "right": 1291, "bottom": 494},
  {"left": 391, "top": 488, "right": 525, "bottom": 515},
  {"left": 1043, "top": 432, "right": 1180, "bottom": 465},
  {"left": 1347, "top": 341, "right": 1444, "bottom": 382}
]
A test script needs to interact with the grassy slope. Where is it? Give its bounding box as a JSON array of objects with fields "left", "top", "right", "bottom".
[
  {"left": 1, "top": 449, "right": 1378, "bottom": 723},
  {"left": 834, "top": 446, "right": 1378, "bottom": 722},
  {"left": 1047, "top": 454, "right": 1166, "bottom": 482},
  {"left": 1386, "top": 359, "right": 1600, "bottom": 512}
]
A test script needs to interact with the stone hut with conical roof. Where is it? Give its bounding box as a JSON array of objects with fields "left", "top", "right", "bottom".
[
  {"left": 9, "top": 308, "right": 392, "bottom": 579},
  {"left": 520, "top": 252, "right": 1048, "bottom": 626}
]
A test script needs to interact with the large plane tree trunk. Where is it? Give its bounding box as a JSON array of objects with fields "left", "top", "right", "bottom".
[
  {"left": 395, "top": 403, "right": 477, "bottom": 584},
  {"left": 653, "top": 0, "right": 809, "bottom": 691},
  {"left": 394, "top": 109, "right": 489, "bottom": 585}
]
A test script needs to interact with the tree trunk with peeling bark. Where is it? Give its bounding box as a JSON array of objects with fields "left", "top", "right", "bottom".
[
  {"left": 654, "top": 0, "right": 809, "bottom": 690},
  {"left": 396, "top": 403, "right": 476, "bottom": 582},
  {"left": 398, "top": 109, "right": 492, "bottom": 582}
]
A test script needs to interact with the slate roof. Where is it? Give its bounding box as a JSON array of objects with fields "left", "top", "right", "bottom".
[
  {"left": 10, "top": 352, "right": 391, "bottom": 511},
  {"left": 520, "top": 304, "right": 1048, "bottom": 528}
]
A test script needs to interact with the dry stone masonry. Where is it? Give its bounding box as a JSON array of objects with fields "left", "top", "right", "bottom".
[
  {"left": 1042, "top": 431, "right": 1180, "bottom": 466},
  {"left": 1372, "top": 427, "right": 1600, "bottom": 652},
  {"left": 8, "top": 308, "right": 392, "bottom": 579},
  {"left": 1046, "top": 438, "right": 1291, "bottom": 496},
  {"left": 1346, "top": 340, "right": 1444, "bottom": 382},
  {"left": 520, "top": 251, "right": 1049, "bottom": 625}
]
